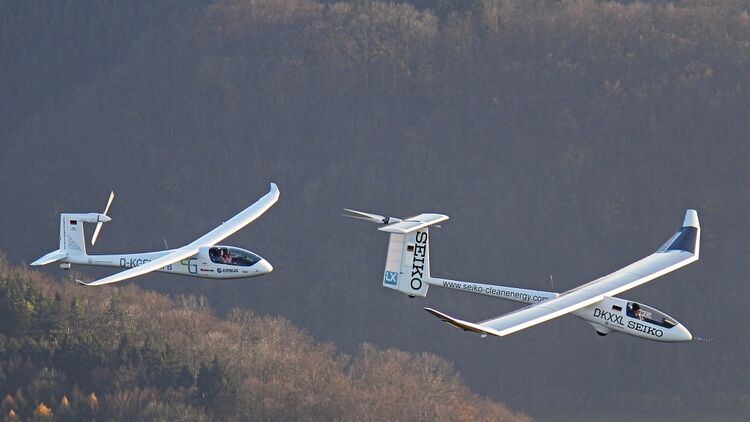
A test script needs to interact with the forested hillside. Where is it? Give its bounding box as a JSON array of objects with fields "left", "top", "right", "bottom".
[
  {"left": 1, "top": 0, "right": 748, "bottom": 417},
  {"left": 0, "top": 259, "right": 527, "bottom": 421}
]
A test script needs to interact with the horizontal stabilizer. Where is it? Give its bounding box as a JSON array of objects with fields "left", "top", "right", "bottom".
[
  {"left": 424, "top": 307, "right": 502, "bottom": 338},
  {"left": 30, "top": 250, "right": 67, "bottom": 266},
  {"left": 379, "top": 213, "right": 448, "bottom": 233}
]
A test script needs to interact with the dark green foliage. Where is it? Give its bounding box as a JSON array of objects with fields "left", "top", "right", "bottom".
[
  {"left": 52, "top": 334, "right": 106, "bottom": 386},
  {"left": 195, "top": 356, "right": 229, "bottom": 407},
  {"left": 176, "top": 365, "right": 195, "bottom": 389},
  {"left": 0, "top": 274, "right": 40, "bottom": 336}
]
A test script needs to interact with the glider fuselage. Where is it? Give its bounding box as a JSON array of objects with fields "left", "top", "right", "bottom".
[{"left": 62, "top": 246, "right": 273, "bottom": 280}]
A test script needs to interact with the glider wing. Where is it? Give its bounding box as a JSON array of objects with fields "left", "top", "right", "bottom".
[
  {"left": 426, "top": 210, "right": 700, "bottom": 337},
  {"left": 78, "top": 183, "right": 279, "bottom": 286}
]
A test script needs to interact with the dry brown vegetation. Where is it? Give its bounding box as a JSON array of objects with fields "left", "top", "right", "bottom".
[{"left": 0, "top": 258, "right": 529, "bottom": 421}]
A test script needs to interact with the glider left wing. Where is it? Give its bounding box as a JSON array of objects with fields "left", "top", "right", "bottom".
[
  {"left": 76, "top": 246, "right": 200, "bottom": 286},
  {"left": 78, "top": 183, "right": 280, "bottom": 286},
  {"left": 425, "top": 209, "right": 700, "bottom": 337}
]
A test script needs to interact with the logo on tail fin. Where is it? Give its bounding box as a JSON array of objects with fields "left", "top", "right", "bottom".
[
  {"left": 410, "top": 231, "right": 428, "bottom": 291},
  {"left": 384, "top": 271, "right": 399, "bottom": 286}
]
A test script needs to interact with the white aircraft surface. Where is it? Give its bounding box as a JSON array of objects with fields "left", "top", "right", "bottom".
[
  {"left": 346, "top": 208, "right": 700, "bottom": 342},
  {"left": 31, "top": 183, "right": 279, "bottom": 286}
]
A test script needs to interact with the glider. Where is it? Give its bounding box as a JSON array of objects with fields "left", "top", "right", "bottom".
[
  {"left": 32, "top": 183, "right": 279, "bottom": 286},
  {"left": 346, "top": 208, "right": 699, "bottom": 342}
]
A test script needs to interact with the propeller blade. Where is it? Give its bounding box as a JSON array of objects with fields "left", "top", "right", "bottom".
[
  {"left": 102, "top": 191, "right": 115, "bottom": 215},
  {"left": 343, "top": 208, "right": 389, "bottom": 223},
  {"left": 91, "top": 191, "right": 115, "bottom": 246},
  {"left": 343, "top": 208, "right": 385, "bottom": 219},
  {"left": 343, "top": 208, "right": 402, "bottom": 225}
]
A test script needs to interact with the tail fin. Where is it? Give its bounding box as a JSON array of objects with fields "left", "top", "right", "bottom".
[
  {"left": 31, "top": 213, "right": 109, "bottom": 266},
  {"left": 378, "top": 213, "right": 448, "bottom": 297}
]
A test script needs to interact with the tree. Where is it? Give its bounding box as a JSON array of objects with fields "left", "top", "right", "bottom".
[{"left": 196, "top": 356, "right": 228, "bottom": 407}]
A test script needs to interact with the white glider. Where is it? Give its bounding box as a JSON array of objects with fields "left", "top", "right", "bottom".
[
  {"left": 347, "top": 208, "right": 700, "bottom": 342},
  {"left": 32, "top": 183, "right": 279, "bottom": 286}
]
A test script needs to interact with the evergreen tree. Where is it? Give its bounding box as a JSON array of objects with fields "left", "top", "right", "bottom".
[{"left": 196, "top": 356, "right": 228, "bottom": 406}]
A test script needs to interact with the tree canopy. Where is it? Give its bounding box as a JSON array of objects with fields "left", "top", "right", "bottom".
[{"left": 0, "top": 259, "right": 527, "bottom": 421}]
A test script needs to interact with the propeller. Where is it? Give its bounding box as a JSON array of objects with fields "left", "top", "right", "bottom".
[
  {"left": 91, "top": 191, "right": 115, "bottom": 246},
  {"left": 343, "top": 208, "right": 401, "bottom": 225}
]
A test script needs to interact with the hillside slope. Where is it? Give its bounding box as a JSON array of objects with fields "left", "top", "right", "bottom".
[{"left": 0, "top": 258, "right": 528, "bottom": 421}]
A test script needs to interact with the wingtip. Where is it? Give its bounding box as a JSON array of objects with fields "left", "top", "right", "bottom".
[
  {"left": 683, "top": 209, "right": 699, "bottom": 229},
  {"left": 424, "top": 307, "right": 447, "bottom": 320},
  {"left": 268, "top": 182, "right": 280, "bottom": 199},
  {"left": 75, "top": 279, "right": 90, "bottom": 286}
]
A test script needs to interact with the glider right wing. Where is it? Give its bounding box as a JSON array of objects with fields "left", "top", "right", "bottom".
[{"left": 425, "top": 209, "right": 700, "bottom": 337}]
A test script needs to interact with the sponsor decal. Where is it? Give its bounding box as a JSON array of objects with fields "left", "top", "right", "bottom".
[
  {"left": 410, "top": 231, "right": 428, "bottom": 290},
  {"left": 181, "top": 258, "right": 198, "bottom": 274},
  {"left": 593, "top": 307, "right": 624, "bottom": 326},
  {"left": 384, "top": 271, "right": 399, "bottom": 286},
  {"left": 440, "top": 280, "right": 549, "bottom": 303},
  {"left": 628, "top": 320, "right": 663, "bottom": 337},
  {"left": 217, "top": 268, "right": 238, "bottom": 274}
]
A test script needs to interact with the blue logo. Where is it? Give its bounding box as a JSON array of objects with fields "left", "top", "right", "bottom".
[
  {"left": 383, "top": 271, "right": 399, "bottom": 286},
  {"left": 217, "top": 268, "right": 222, "bottom": 273}
]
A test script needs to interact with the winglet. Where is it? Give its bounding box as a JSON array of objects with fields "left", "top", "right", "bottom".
[
  {"left": 659, "top": 209, "right": 700, "bottom": 256},
  {"left": 75, "top": 279, "right": 90, "bottom": 286},
  {"left": 683, "top": 209, "right": 699, "bottom": 228}
]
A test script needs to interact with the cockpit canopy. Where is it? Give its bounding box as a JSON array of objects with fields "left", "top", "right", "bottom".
[
  {"left": 626, "top": 302, "right": 678, "bottom": 329},
  {"left": 209, "top": 246, "right": 262, "bottom": 267}
]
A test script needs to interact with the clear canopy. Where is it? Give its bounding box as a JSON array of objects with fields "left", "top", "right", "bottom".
[
  {"left": 626, "top": 302, "right": 677, "bottom": 329},
  {"left": 209, "top": 246, "right": 261, "bottom": 267}
]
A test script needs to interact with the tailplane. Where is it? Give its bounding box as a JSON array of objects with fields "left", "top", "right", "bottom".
[
  {"left": 346, "top": 210, "right": 448, "bottom": 298},
  {"left": 32, "top": 192, "right": 114, "bottom": 267},
  {"left": 31, "top": 212, "right": 111, "bottom": 266}
]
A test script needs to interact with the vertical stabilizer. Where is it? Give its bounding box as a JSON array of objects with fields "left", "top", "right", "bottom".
[
  {"left": 32, "top": 212, "right": 108, "bottom": 266},
  {"left": 379, "top": 213, "right": 448, "bottom": 298},
  {"left": 382, "top": 229, "right": 431, "bottom": 297},
  {"left": 60, "top": 214, "right": 88, "bottom": 256}
]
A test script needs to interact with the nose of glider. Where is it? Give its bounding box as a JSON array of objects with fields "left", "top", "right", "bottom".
[
  {"left": 257, "top": 259, "right": 273, "bottom": 274},
  {"left": 676, "top": 324, "right": 692, "bottom": 342}
]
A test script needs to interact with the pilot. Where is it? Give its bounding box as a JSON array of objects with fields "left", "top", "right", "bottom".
[
  {"left": 632, "top": 303, "right": 644, "bottom": 320},
  {"left": 221, "top": 249, "right": 233, "bottom": 264}
]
